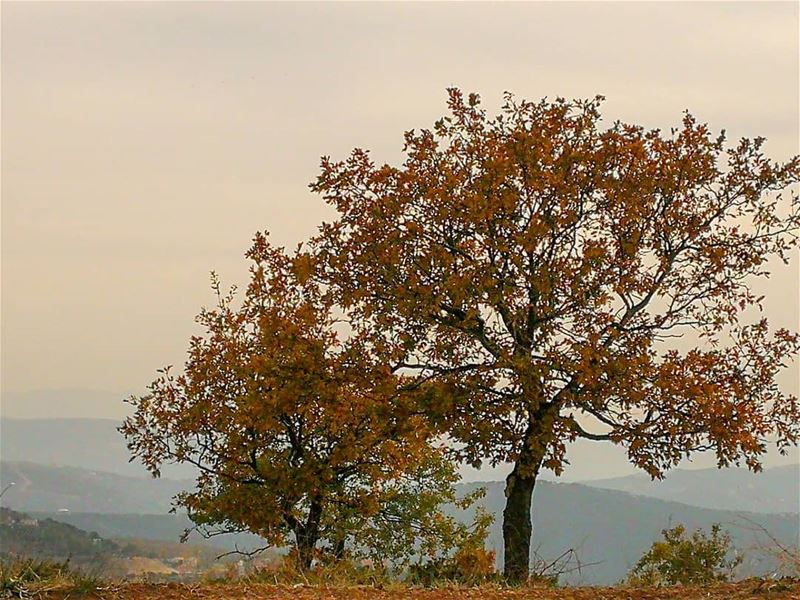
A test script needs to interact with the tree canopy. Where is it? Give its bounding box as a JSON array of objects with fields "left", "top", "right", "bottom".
[
  {"left": 121, "top": 233, "right": 485, "bottom": 569},
  {"left": 310, "top": 89, "right": 800, "bottom": 581}
]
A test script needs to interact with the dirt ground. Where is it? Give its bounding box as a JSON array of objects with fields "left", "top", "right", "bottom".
[{"left": 41, "top": 579, "right": 800, "bottom": 600}]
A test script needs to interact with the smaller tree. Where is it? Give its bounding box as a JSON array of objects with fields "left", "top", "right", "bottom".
[
  {"left": 120, "top": 233, "right": 483, "bottom": 569},
  {"left": 627, "top": 523, "right": 742, "bottom": 586},
  {"left": 340, "top": 454, "right": 494, "bottom": 572}
]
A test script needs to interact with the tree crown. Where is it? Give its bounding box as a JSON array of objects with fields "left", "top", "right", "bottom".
[{"left": 311, "top": 88, "right": 800, "bottom": 477}]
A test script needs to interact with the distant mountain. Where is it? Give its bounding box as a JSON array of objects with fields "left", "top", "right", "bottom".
[
  {"left": 458, "top": 480, "right": 799, "bottom": 585},
  {"left": 5, "top": 461, "right": 797, "bottom": 585},
  {"left": 0, "top": 418, "right": 196, "bottom": 479},
  {"left": 0, "top": 416, "right": 668, "bottom": 482},
  {"left": 0, "top": 461, "right": 191, "bottom": 514},
  {"left": 0, "top": 506, "right": 121, "bottom": 560},
  {"left": 37, "top": 483, "right": 799, "bottom": 585},
  {"left": 3, "top": 418, "right": 799, "bottom": 509},
  {"left": 583, "top": 465, "right": 799, "bottom": 514},
  {"left": 32, "top": 511, "right": 264, "bottom": 555}
]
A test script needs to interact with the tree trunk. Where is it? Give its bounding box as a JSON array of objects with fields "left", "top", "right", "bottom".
[
  {"left": 295, "top": 498, "right": 323, "bottom": 570},
  {"left": 502, "top": 404, "right": 554, "bottom": 583},
  {"left": 333, "top": 535, "right": 346, "bottom": 560},
  {"left": 502, "top": 458, "right": 539, "bottom": 583}
]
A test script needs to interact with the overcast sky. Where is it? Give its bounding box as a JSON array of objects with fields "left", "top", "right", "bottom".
[{"left": 2, "top": 2, "right": 798, "bottom": 479}]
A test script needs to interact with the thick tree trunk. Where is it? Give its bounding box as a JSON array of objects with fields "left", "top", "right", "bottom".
[
  {"left": 502, "top": 456, "right": 541, "bottom": 583},
  {"left": 502, "top": 403, "right": 554, "bottom": 583},
  {"left": 296, "top": 531, "right": 316, "bottom": 570},
  {"left": 295, "top": 499, "right": 323, "bottom": 570}
]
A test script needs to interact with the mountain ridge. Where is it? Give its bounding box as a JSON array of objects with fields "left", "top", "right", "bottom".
[
  {"left": 3, "top": 415, "right": 798, "bottom": 514},
  {"left": 5, "top": 416, "right": 799, "bottom": 484},
  {"left": 25, "top": 477, "right": 798, "bottom": 586},
  {"left": 581, "top": 464, "right": 799, "bottom": 514}
]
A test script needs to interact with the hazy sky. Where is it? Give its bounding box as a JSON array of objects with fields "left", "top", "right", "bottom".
[{"left": 2, "top": 2, "right": 798, "bottom": 478}]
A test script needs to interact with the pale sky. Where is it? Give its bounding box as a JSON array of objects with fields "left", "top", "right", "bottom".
[{"left": 2, "top": 2, "right": 798, "bottom": 478}]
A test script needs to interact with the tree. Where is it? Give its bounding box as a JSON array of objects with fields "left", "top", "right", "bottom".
[
  {"left": 120, "top": 233, "right": 479, "bottom": 569},
  {"left": 626, "top": 523, "right": 741, "bottom": 586},
  {"left": 310, "top": 89, "right": 800, "bottom": 581}
]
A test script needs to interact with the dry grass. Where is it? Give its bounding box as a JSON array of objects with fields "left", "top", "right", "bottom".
[
  {"left": 0, "top": 558, "right": 103, "bottom": 598},
  {"left": 34, "top": 578, "right": 800, "bottom": 600}
]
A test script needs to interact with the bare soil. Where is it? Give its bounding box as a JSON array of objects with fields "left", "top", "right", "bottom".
[{"left": 40, "top": 578, "right": 800, "bottom": 599}]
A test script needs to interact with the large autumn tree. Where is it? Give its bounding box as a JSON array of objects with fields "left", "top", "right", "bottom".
[
  {"left": 121, "top": 233, "right": 485, "bottom": 569},
  {"left": 310, "top": 89, "right": 800, "bottom": 581}
]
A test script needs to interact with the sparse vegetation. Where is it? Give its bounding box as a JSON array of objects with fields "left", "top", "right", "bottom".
[
  {"left": 626, "top": 523, "right": 742, "bottom": 586},
  {"left": 0, "top": 558, "right": 102, "bottom": 598},
  {"left": 734, "top": 516, "right": 800, "bottom": 579},
  {"left": 0, "top": 508, "right": 119, "bottom": 564},
  {"left": 11, "top": 578, "right": 800, "bottom": 599}
]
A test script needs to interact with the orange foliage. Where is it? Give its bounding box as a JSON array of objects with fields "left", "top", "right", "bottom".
[
  {"left": 310, "top": 88, "right": 800, "bottom": 579},
  {"left": 121, "top": 234, "right": 451, "bottom": 569}
]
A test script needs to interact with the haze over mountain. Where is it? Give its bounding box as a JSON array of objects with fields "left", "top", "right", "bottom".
[
  {"left": 3, "top": 459, "right": 797, "bottom": 520},
  {"left": 10, "top": 462, "right": 796, "bottom": 585},
  {"left": 586, "top": 465, "right": 799, "bottom": 514},
  {"left": 0, "top": 418, "right": 196, "bottom": 479},
  {"left": 0, "top": 390, "right": 132, "bottom": 420},
  {"left": 0, "top": 461, "right": 191, "bottom": 514},
  {"left": 3, "top": 415, "right": 799, "bottom": 484}
]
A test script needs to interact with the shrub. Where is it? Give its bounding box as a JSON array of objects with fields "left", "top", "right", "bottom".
[
  {"left": 406, "top": 504, "right": 497, "bottom": 586},
  {"left": 408, "top": 545, "right": 497, "bottom": 587},
  {"left": 627, "top": 523, "right": 742, "bottom": 586}
]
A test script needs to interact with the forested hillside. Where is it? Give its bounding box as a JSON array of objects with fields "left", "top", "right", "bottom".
[
  {"left": 24, "top": 475, "right": 797, "bottom": 585},
  {"left": 0, "top": 507, "right": 120, "bottom": 560},
  {"left": 456, "top": 481, "right": 799, "bottom": 584}
]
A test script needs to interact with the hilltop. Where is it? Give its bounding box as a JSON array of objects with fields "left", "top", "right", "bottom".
[
  {"left": 0, "top": 507, "right": 235, "bottom": 580},
  {"left": 584, "top": 464, "right": 799, "bottom": 514},
  {"left": 0, "top": 506, "right": 120, "bottom": 560}
]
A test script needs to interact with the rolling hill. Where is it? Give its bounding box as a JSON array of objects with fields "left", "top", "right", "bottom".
[
  {"left": 0, "top": 418, "right": 196, "bottom": 479},
  {"left": 0, "top": 461, "right": 190, "bottom": 514},
  {"left": 3, "top": 416, "right": 798, "bottom": 514},
  {"left": 4, "top": 417, "right": 800, "bottom": 509},
  {"left": 29, "top": 511, "right": 264, "bottom": 555},
  {"left": 583, "top": 464, "right": 799, "bottom": 514},
  {"left": 2, "top": 416, "right": 798, "bottom": 584},
  {"left": 36, "top": 484, "right": 800, "bottom": 584},
  {"left": 0, "top": 506, "right": 121, "bottom": 560},
  {"left": 5, "top": 461, "right": 796, "bottom": 584}
]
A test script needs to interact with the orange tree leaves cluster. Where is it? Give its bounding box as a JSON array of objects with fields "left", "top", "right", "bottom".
[
  {"left": 121, "top": 234, "right": 488, "bottom": 570},
  {"left": 310, "top": 90, "right": 800, "bottom": 581}
]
